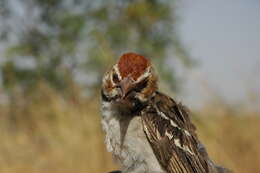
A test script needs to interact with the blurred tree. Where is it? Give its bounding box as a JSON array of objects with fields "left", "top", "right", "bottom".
[{"left": 0, "top": 0, "right": 192, "bottom": 95}]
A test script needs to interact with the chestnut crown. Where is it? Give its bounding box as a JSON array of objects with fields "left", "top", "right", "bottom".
[
  {"left": 118, "top": 53, "right": 150, "bottom": 80},
  {"left": 102, "top": 52, "right": 157, "bottom": 104}
]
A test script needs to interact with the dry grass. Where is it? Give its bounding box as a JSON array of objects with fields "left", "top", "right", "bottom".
[
  {"left": 194, "top": 110, "right": 260, "bottom": 173},
  {"left": 0, "top": 85, "right": 259, "bottom": 173}
]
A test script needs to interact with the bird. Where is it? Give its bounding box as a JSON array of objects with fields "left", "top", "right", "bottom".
[{"left": 101, "top": 52, "right": 232, "bottom": 173}]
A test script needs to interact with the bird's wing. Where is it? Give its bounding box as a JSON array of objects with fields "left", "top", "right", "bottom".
[{"left": 141, "top": 92, "right": 211, "bottom": 173}]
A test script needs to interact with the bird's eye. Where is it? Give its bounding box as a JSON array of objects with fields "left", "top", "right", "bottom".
[
  {"left": 134, "top": 79, "right": 148, "bottom": 92},
  {"left": 112, "top": 73, "right": 120, "bottom": 83}
]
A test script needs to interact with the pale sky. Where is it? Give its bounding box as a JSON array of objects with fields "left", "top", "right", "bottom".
[{"left": 177, "top": 0, "right": 260, "bottom": 109}]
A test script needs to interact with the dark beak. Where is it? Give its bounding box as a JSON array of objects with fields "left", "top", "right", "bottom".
[{"left": 120, "top": 76, "right": 134, "bottom": 99}]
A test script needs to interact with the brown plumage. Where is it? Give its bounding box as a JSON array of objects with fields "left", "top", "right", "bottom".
[
  {"left": 101, "top": 53, "right": 232, "bottom": 173},
  {"left": 118, "top": 53, "right": 150, "bottom": 80},
  {"left": 142, "top": 92, "right": 209, "bottom": 173}
]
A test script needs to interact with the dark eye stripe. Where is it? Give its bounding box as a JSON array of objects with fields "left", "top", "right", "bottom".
[
  {"left": 134, "top": 78, "right": 148, "bottom": 92},
  {"left": 112, "top": 73, "right": 120, "bottom": 83}
]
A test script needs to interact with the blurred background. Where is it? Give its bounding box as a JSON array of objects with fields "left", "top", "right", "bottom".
[{"left": 0, "top": 0, "right": 259, "bottom": 173}]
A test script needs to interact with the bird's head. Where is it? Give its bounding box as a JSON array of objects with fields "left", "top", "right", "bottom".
[{"left": 102, "top": 53, "right": 157, "bottom": 109}]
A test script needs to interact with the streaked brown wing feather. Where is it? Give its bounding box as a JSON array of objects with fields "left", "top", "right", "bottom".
[{"left": 141, "top": 92, "right": 209, "bottom": 173}]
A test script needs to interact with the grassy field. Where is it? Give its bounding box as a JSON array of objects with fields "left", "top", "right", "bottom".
[{"left": 0, "top": 85, "right": 259, "bottom": 173}]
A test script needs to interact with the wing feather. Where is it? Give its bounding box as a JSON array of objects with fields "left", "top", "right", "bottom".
[{"left": 141, "top": 92, "right": 209, "bottom": 173}]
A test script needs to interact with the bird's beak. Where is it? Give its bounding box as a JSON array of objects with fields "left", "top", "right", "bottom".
[{"left": 120, "top": 76, "right": 134, "bottom": 99}]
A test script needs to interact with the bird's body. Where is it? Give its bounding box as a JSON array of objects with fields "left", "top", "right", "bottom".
[
  {"left": 101, "top": 100, "right": 164, "bottom": 173},
  {"left": 101, "top": 53, "right": 232, "bottom": 173}
]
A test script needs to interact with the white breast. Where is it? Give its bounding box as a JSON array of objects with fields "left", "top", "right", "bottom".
[{"left": 101, "top": 101, "right": 164, "bottom": 173}]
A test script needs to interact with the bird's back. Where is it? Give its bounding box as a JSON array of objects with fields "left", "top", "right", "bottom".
[{"left": 141, "top": 91, "right": 232, "bottom": 173}]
